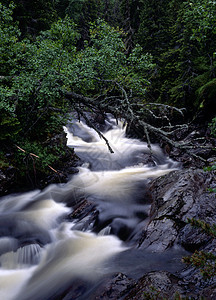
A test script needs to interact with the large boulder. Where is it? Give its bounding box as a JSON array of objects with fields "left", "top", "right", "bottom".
[
  {"left": 139, "top": 168, "right": 216, "bottom": 253},
  {"left": 136, "top": 168, "right": 216, "bottom": 297}
]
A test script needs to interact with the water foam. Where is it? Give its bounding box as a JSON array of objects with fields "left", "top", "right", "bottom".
[{"left": 0, "top": 116, "right": 178, "bottom": 299}]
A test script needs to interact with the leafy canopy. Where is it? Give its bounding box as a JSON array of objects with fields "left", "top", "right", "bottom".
[{"left": 0, "top": 4, "right": 153, "bottom": 172}]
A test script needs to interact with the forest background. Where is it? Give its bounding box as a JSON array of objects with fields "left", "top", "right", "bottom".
[{"left": 0, "top": 0, "right": 216, "bottom": 190}]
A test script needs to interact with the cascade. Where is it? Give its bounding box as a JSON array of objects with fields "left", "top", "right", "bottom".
[{"left": 0, "top": 116, "right": 181, "bottom": 299}]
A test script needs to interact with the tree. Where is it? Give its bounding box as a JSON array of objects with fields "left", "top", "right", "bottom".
[
  {"left": 135, "top": 0, "right": 216, "bottom": 117},
  {"left": 0, "top": 5, "right": 154, "bottom": 173},
  {"left": 0, "top": 3, "right": 22, "bottom": 140},
  {"left": 54, "top": 0, "right": 103, "bottom": 47},
  {"left": 118, "top": 0, "right": 141, "bottom": 54},
  {"left": 1, "top": 3, "right": 213, "bottom": 184},
  {"left": 1, "top": 0, "right": 57, "bottom": 37},
  {"left": 136, "top": 0, "right": 178, "bottom": 55}
]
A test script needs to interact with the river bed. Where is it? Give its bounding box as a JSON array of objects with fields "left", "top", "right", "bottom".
[{"left": 0, "top": 116, "right": 186, "bottom": 299}]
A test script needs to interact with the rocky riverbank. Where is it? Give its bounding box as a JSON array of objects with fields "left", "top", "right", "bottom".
[
  {"left": 0, "top": 114, "right": 215, "bottom": 299},
  {"left": 61, "top": 168, "right": 216, "bottom": 299},
  {"left": 61, "top": 167, "right": 216, "bottom": 300},
  {"left": 62, "top": 118, "right": 216, "bottom": 299},
  {"left": 0, "top": 132, "right": 80, "bottom": 196}
]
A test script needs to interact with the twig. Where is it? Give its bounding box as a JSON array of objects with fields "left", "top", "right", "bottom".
[
  {"left": 63, "top": 87, "right": 207, "bottom": 163},
  {"left": 15, "top": 145, "right": 62, "bottom": 174},
  {"left": 75, "top": 108, "right": 114, "bottom": 153}
]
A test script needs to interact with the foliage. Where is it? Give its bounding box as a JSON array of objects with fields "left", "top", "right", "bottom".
[
  {"left": 102, "top": 0, "right": 123, "bottom": 27},
  {"left": 0, "top": 3, "right": 21, "bottom": 75},
  {"left": 54, "top": 0, "right": 123, "bottom": 29},
  {"left": 1, "top": 0, "right": 216, "bottom": 185},
  {"left": 136, "top": 0, "right": 179, "bottom": 56},
  {"left": 183, "top": 0, "right": 216, "bottom": 43},
  {"left": 183, "top": 250, "right": 216, "bottom": 280},
  {"left": 183, "top": 218, "right": 216, "bottom": 280},
  {"left": 55, "top": 0, "right": 100, "bottom": 23},
  {"left": 0, "top": 5, "right": 77, "bottom": 173},
  {"left": 54, "top": 0, "right": 103, "bottom": 46},
  {"left": 70, "top": 19, "right": 154, "bottom": 95},
  {"left": 14, "top": 140, "right": 67, "bottom": 175},
  {"left": 0, "top": 4, "right": 154, "bottom": 178},
  {"left": 209, "top": 117, "right": 216, "bottom": 138},
  {"left": 204, "top": 117, "right": 216, "bottom": 192},
  {"left": 135, "top": 0, "right": 216, "bottom": 113},
  {"left": 183, "top": 116, "right": 216, "bottom": 279},
  {"left": 0, "top": 3, "right": 22, "bottom": 140},
  {"left": 187, "top": 218, "right": 216, "bottom": 238},
  {"left": 1, "top": 0, "right": 57, "bottom": 37}
]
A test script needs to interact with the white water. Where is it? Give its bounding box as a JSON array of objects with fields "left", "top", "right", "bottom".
[{"left": 0, "top": 116, "right": 179, "bottom": 299}]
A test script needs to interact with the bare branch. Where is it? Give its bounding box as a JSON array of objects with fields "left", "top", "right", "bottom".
[
  {"left": 75, "top": 107, "right": 114, "bottom": 153},
  {"left": 63, "top": 86, "right": 207, "bottom": 163},
  {"left": 15, "top": 145, "right": 63, "bottom": 174}
]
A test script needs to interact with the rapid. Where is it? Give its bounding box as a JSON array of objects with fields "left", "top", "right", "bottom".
[{"left": 0, "top": 116, "right": 182, "bottom": 299}]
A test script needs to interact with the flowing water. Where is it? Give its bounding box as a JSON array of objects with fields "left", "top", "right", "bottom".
[{"left": 0, "top": 116, "right": 183, "bottom": 299}]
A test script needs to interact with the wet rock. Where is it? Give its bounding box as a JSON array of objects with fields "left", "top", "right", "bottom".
[
  {"left": 179, "top": 224, "right": 211, "bottom": 252},
  {"left": 92, "top": 113, "right": 106, "bottom": 125},
  {"left": 0, "top": 167, "right": 17, "bottom": 195},
  {"left": 91, "top": 273, "right": 135, "bottom": 300},
  {"left": 135, "top": 168, "right": 216, "bottom": 296},
  {"left": 168, "top": 131, "right": 216, "bottom": 168},
  {"left": 139, "top": 168, "right": 216, "bottom": 252},
  {"left": 61, "top": 169, "right": 216, "bottom": 298},
  {"left": 67, "top": 167, "right": 79, "bottom": 174},
  {"left": 62, "top": 273, "right": 135, "bottom": 300},
  {"left": 123, "top": 271, "right": 189, "bottom": 300},
  {"left": 136, "top": 152, "right": 156, "bottom": 167},
  {"left": 139, "top": 218, "right": 178, "bottom": 252},
  {"left": 200, "top": 283, "right": 216, "bottom": 299},
  {"left": 68, "top": 198, "right": 98, "bottom": 232},
  {"left": 61, "top": 279, "right": 93, "bottom": 300}
]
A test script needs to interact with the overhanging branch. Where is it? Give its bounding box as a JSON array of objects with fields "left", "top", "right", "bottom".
[{"left": 63, "top": 87, "right": 208, "bottom": 163}]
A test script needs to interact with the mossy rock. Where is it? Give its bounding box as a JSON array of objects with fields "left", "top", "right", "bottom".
[{"left": 196, "top": 78, "right": 216, "bottom": 118}]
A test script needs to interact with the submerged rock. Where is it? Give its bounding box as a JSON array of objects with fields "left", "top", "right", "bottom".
[
  {"left": 58, "top": 168, "right": 216, "bottom": 299},
  {"left": 1, "top": 114, "right": 215, "bottom": 298}
]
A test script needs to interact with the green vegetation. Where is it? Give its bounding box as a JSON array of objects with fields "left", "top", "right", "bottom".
[
  {"left": 183, "top": 218, "right": 216, "bottom": 280},
  {"left": 183, "top": 119, "right": 216, "bottom": 280},
  {"left": 204, "top": 117, "right": 216, "bottom": 192},
  {"left": 136, "top": 0, "right": 216, "bottom": 112},
  {"left": 0, "top": 0, "right": 57, "bottom": 37},
  {"left": 209, "top": 117, "right": 216, "bottom": 141},
  {"left": 0, "top": 1, "right": 216, "bottom": 187},
  {"left": 0, "top": 3, "right": 153, "bottom": 182}
]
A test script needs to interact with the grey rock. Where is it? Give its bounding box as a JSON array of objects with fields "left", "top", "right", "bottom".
[
  {"left": 200, "top": 283, "right": 216, "bottom": 299},
  {"left": 140, "top": 168, "right": 216, "bottom": 253},
  {"left": 122, "top": 271, "right": 189, "bottom": 300}
]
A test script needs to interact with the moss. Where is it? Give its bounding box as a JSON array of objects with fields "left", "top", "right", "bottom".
[
  {"left": 195, "top": 79, "right": 216, "bottom": 113},
  {"left": 197, "top": 79, "right": 216, "bottom": 100},
  {"left": 0, "top": 159, "right": 9, "bottom": 169}
]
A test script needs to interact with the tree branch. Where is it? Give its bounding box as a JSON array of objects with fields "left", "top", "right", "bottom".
[
  {"left": 63, "top": 87, "right": 207, "bottom": 163},
  {"left": 75, "top": 107, "right": 114, "bottom": 153}
]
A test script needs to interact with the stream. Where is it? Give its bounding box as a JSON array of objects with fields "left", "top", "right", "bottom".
[{"left": 0, "top": 116, "right": 186, "bottom": 299}]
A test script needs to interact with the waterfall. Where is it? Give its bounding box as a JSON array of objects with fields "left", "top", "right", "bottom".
[{"left": 0, "top": 116, "right": 179, "bottom": 299}]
